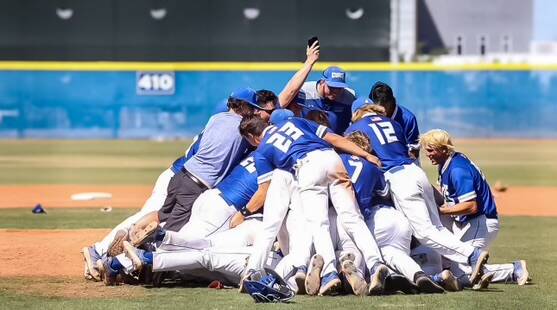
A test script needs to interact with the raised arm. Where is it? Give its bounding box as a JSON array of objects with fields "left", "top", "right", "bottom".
[
  {"left": 323, "top": 132, "right": 382, "bottom": 167},
  {"left": 278, "top": 41, "right": 320, "bottom": 108}
]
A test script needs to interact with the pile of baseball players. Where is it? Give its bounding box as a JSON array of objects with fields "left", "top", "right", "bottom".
[{"left": 81, "top": 41, "right": 530, "bottom": 299}]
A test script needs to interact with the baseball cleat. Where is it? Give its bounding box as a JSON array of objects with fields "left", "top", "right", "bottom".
[
  {"left": 340, "top": 254, "right": 367, "bottom": 296},
  {"left": 415, "top": 275, "right": 445, "bottom": 294},
  {"left": 294, "top": 265, "right": 307, "bottom": 294},
  {"left": 81, "top": 246, "right": 101, "bottom": 281},
  {"left": 440, "top": 270, "right": 462, "bottom": 292},
  {"left": 368, "top": 263, "right": 389, "bottom": 295},
  {"left": 513, "top": 260, "right": 530, "bottom": 286},
  {"left": 123, "top": 241, "right": 145, "bottom": 273},
  {"left": 318, "top": 272, "right": 342, "bottom": 296},
  {"left": 305, "top": 254, "right": 324, "bottom": 296},
  {"left": 383, "top": 274, "right": 419, "bottom": 295},
  {"left": 472, "top": 272, "right": 494, "bottom": 291},
  {"left": 468, "top": 249, "right": 489, "bottom": 285},
  {"left": 107, "top": 229, "right": 128, "bottom": 257}
]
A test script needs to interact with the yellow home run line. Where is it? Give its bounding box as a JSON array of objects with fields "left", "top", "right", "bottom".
[{"left": 1, "top": 61, "right": 557, "bottom": 71}]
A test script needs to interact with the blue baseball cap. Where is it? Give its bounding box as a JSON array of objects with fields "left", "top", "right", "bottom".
[
  {"left": 351, "top": 96, "right": 373, "bottom": 115},
  {"left": 270, "top": 109, "right": 294, "bottom": 125},
  {"left": 322, "top": 66, "right": 348, "bottom": 89},
  {"left": 229, "top": 87, "right": 258, "bottom": 107}
]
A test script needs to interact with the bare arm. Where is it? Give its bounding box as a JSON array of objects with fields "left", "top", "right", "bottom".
[
  {"left": 278, "top": 42, "right": 320, "bottom": 108},
  {"left": 229, "top": 181, "right": 270, "bottom": 228},
  {"left": 323, "top": 132, "right": 381, "bottom": 167},
  {"left": 439, "top": 200, "right": 478, "bottom": 216}
]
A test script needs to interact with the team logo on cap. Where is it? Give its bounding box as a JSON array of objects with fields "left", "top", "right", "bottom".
[{"left": 331, "top": 72, "right": 345, "bottom": 80}]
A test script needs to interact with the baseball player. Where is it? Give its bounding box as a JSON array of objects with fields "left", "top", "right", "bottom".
[
  {"left": 368, "top": 82, "right": 420, "bottom": 160},
  {"left": 238, "top": 115, "right": 389, "bottom": 296},
  {"left": 345, "top": 103, "right": 489, "bottom": 287},
  {"left": 101, "top": 216, "right": 279, "bottom": 286},
  {"left": 157, "top": 87, "right": 271, "bottom": 232},
  {"left": 339, "top": 131, "right": 448, "bottom": 293},
  {"left": 420, "top": 129, "right": 530, "bottom": 287},
  {"left": 151, "top": 152, "right": 261, "bottom": 251},
  {"left": 278, "top": 40, "right": 355, "bottom": 134}
]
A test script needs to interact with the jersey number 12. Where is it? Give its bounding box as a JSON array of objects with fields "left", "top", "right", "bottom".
[{"left": 369, "top": 122, "right": 398, "bottom": 145}]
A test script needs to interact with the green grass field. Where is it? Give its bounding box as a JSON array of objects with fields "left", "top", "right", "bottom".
[
  {"left": 1, "top": 140, "right": 557, "bottom": 186},
  {"left": 0, "top": 140, "right": 556, "bottom": 309}
]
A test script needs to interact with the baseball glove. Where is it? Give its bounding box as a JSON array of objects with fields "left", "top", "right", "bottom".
[
  {"left": 129, "top": 211, "right": 160, "bottom": 246},
  {"left": 244, "top": 268, "right": 295, "bottom": 303}
]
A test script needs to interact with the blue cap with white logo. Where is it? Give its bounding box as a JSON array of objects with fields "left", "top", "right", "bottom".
[
  {"left": 351, "top": 96, "right": 373, "bottom": 115},
  {"left": 322, "top": 66, "right": 348, "bottom": 89},
  {"left": 229, "top": 87, "right": 258, "bottom": 107},
  {"left": 270, "top": 109, "right": 295, "bottom": 125}
]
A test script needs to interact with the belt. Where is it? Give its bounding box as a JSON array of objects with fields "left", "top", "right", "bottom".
[
  {"left": 386, "top": 165, "right": 405, "bottom": 174},
  {"left": 181, "top": 168, "right": 209, "bottom": 191}
]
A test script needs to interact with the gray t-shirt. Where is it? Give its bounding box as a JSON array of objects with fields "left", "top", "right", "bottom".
[{"left": 183, "top": 111, "right": 251, "bottom": 188}]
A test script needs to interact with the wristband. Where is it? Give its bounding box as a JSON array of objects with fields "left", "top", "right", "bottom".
[{"left": 240, "top": 208, "right": 253, "bottom": 217}]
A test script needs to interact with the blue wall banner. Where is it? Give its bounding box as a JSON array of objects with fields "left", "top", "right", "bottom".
[{"left": 0, "top": 64, "right": 556, "bottom": 139}]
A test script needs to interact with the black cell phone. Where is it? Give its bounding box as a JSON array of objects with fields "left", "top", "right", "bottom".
[{"left": 307, "top": 36, "right": 319, "bottom": 48}]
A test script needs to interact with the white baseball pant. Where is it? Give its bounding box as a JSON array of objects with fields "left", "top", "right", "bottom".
[
  {"left": 296, "top": 149, "right": 382, "bottom": 276},
  {"left": 94, "top": 168, "right": 174, "bottom": 256},
  {"left": 385, "top": 163, "right": 475, "bottom": 264},
  {"left": 246, "top": 169, "right": 303, "bottom": 273},
  {"left": 366, "top": 205, "right": 425, "bottom": 280},
  {"left": 157, "top": 188, "right": 236, "bottom": 251},
  {"left": 446, "top": 215, "right": 514, "bottom": 282}
]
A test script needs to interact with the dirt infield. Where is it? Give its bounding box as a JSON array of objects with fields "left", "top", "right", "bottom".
[
  {"left": 0, "top": 184, "right": 555, "bottom": 216},
  {"left": 0, "top": 185, "right": 555, "bottom": 280}
]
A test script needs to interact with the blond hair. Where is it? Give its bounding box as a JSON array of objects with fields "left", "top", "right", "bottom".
[
  {"left": 351, "top": 104, "right": 386, "bottom": 123},
  {"left": 419, "top": 129, "right": 455, "bottom": 155},
  {"left": 346, "top": 131, "right": 372, "bottom": 154}
]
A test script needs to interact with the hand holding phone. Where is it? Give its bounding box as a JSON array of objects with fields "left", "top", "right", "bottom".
[
  {"left": 307, "top": 36, "right": 319, "bottom": 48},
  {"left": 306, "top": 36, "right": 320, "bottom": 65}
]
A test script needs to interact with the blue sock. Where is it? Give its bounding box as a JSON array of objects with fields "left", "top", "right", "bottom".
[
  {"left": 143, "top": 251, "right": 154, "bottom": 265},
  {"left": 110, "top": 257, "right": 123, "bottom": 272}
]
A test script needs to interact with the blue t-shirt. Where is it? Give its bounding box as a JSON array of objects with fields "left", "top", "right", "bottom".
[
  {"left": 339, "top": 154, "right": 390, "bottom": 220},
  {"left": 170, "top": 132, "right": 202, "bottom": 174},
  {"left": 392, "top": 104, "right": 420, "bottom": 152},
  {"left": 216, "top": 153, "right": 258, "bottom": 211},
  {"left": 297, "top": 81, "right": 356, "bottom": 135},
  {"left": 183, "top": 112, "right": 251, "bottom": 188},
  {"left": 439, "top": 152, "right": 498, "bottom": 223},
  {"left": 344, "top": 114, "right": 413, "bottom": 171},
  {"left": 254, "top": 117, "right": 332, "bottom": 184}
]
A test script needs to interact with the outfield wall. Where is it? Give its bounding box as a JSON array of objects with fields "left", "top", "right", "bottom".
[{"left": 0, "top": 63, "right": 556, "bottom": 139}]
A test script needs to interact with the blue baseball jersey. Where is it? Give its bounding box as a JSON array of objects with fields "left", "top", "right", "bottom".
[
  {"left": 439, "top": 152, "right": 498, "bottom": 223},
  {"left": 216, "top": 153, "right": 258, "bottom": 211},
  {"left": 297, "top": 81, "right": 356, "bottom": 135},
  {"left": 339, "top": 154, "right": 390, "bottom": 220},
  {"left": 392, "top": 104, "right": 420, "bottom": 152},
  {"left": 344, "top": 114, "right": 413, "bottom": 171},
  {"left": 170, "top": 132, "right": 202, "bottom": 174},
  {"left": 254, "top": 117, "right": 332, "bottom": 184}
]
